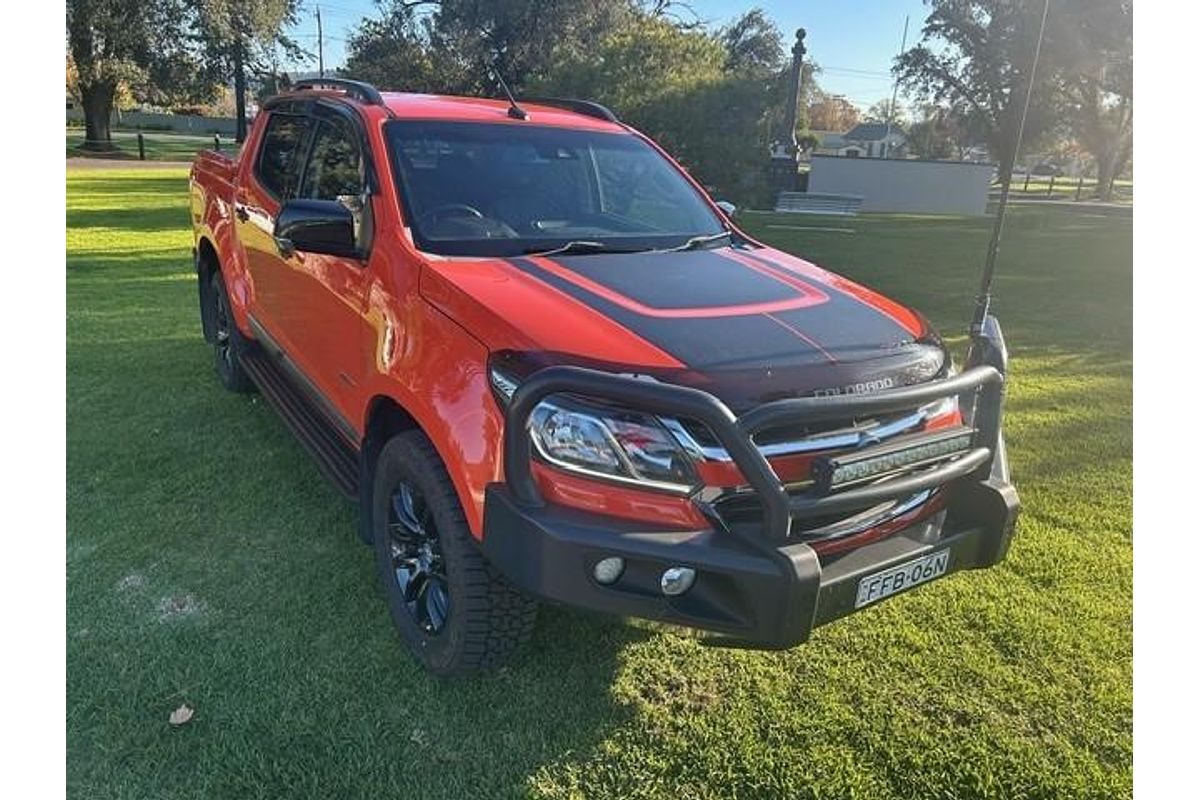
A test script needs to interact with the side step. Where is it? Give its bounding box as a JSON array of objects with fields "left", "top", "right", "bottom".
[{"left": 240, "top": 348, "right": 360, "bottom": 500}]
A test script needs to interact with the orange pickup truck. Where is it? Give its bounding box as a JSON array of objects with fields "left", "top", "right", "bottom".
[{"left": 190, "top": 78, "right": 1018, "bottom": 676}]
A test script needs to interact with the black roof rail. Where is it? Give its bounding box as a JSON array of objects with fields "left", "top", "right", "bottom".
[
  {"left": 521, "top": 97, "right": 620, "bottom": 123},
  {"left": 291, "top": 78, "right": 386, "bottom": 107}
]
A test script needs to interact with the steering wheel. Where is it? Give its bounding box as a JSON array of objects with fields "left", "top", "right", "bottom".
[{"left": 417, "top": 203, "right": 486, "bottom": 227}]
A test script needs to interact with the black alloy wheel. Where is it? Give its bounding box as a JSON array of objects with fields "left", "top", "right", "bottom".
[
  {"left": 386, "top": 480, "right": 452, "bottom": 634},
  {"left": 371, "top": 431, "right": 537, "bottom": 676}
]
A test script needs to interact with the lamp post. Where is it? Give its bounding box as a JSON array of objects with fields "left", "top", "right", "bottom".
[
  {"left": 785, "top": 28, "right": 806, "bottom": 159},
  {"left": 769, "top": 28, "right": 807, "bottom": 198}
]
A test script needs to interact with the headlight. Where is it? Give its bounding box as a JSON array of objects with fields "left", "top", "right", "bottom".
[
  {"left": 490, "top": 363, "right": 699, "bottom": 493},
  {"left": 529, "top": 398, "right": 699, "bottom": 493}
]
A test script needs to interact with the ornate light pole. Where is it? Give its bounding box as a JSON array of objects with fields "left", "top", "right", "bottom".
[
  {"left": 784, "top": 28, "right": 807, "bottom": 158},
  {"left": 769, "top": 28, "right": 807, "bottom": 197}
]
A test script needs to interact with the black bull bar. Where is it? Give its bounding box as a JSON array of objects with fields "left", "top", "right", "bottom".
[
  {"left": 482, "top": 317, "right": 1019, "bottom": 646},
  {"left": 502, "top": 364, "right": 1005, "bottom": 544}
]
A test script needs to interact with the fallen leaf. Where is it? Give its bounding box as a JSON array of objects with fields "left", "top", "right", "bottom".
[{"left": 169, "top": 704, "right": 194, "bottom": 726}]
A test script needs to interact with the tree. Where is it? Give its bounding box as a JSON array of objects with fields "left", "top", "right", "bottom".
[
  {"left": 194, "top": 0, "right": 305, "bottom": 142},
  {"left": 640, "top": 0, "right": 704, "bottom": 29},
  {"left": 66, "top": 0, "right": 201, "bottom": 148},
  {"left": 341, "top": 2, "right": 793, "bottom": 206},
  {"left": 66, "top": 55, "right": 80, "bottom": 105},
  {"left": 342, "top": 0, "right": 633, "bottom": 96},
  {"left": 530, "top": 13, "right": 725, "bottom": 112},
  {"left": 342, "top": 1, "right": 440, "bottom": 91},
  {"left": 431, "top": 0, "right": 633, "bottom": 94},
  {"left": 1050, "top": 0, "right": 1132, "bottom": 199},
  {"left": 720, "top": 7, "right": 784, "bottom": 77},
  {"left": 894, "top": 0, "right": 1061, "bottom": 174},
  {"left": 865, "top": 97, "right": 907, "bottom": 126},
  {"left": 806, "top": 90, "right": 860, "bottom": 132},
  {"left": 906, "top": 103, "right": 969, "bottom": 159}
]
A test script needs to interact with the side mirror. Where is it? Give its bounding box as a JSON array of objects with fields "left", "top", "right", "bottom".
[
  {"left": 715, "top": 200, "right": 737, "bottom": 218},
  {"left": 275, "top": 199, "right": 357, "bottom": 258}
]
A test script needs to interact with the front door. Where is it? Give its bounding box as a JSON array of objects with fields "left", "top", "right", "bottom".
[{"left": 273, "top": 107, "right": 376, "bottom": 432}]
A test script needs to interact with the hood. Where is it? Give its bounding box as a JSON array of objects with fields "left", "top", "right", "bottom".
[{"left": 420, "top": 245, "right": 946, "bottom": 413}]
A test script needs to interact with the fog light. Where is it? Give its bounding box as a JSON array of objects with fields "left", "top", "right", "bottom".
[
  {"left": 660, "top": 566, "right": 696, "bottom": 596},
  {"left": 593, "top": 557, "right": 625, "bottom": 585}
]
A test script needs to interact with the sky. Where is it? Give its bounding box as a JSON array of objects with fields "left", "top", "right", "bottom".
[{"left": 286, "top": 0, "right": 932, "bottom": 111}]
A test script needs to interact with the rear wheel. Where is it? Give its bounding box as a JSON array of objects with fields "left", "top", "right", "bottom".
[
  {"left": 209, "top": 271, "right": 254, "bottom": 393},
  {"left": 372, "top": 431, "right": 537, "bottom": 676}
]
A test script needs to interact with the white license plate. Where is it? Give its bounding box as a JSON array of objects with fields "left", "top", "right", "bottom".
[{"left": 855, "top": 549, "right": 950, "bottom": 608}]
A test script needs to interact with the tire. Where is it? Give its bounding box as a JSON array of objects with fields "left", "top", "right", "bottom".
[
  {"left": 372, "top": 430, "right": 537, "bottom": 676},
  {"left": 209, "top": 270, "right": 254, "bottom": 394}
]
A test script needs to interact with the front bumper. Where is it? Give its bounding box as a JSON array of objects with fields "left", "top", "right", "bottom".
[
  {"left": 482, "top": 316, "right": 1020, "bottom": 648},
  {"left": 484, "top": 451, "right": 1018, "bottom": 648}
]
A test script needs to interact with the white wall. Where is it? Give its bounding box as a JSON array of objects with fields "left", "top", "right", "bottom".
[{"left": 808, "top": 155, "right": 995, "bottom": 216}]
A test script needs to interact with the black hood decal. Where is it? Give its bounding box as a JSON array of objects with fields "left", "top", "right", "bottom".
[
  {"left": 502, "top": 248, "right": 944, "bottom": 410},
  {"left": 541, "top": 248, "right": 801, "bottom": 309}
]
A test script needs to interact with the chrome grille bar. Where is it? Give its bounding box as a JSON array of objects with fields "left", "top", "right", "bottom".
[{"left": 661, "top": 396, "right": 955, "bottom": 461}]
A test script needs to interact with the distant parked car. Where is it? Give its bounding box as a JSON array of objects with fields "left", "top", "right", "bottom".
[{"left": 1030, "top": 163, "right": 1063, "bottom": 177}]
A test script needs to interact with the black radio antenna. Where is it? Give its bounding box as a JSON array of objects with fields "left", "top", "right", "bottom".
[
  {"left": 489, "top": 66, "right": 528, "bottom": 120},
  {"left": 971, "top": 0, "right": 1051, "bottom": 336}
]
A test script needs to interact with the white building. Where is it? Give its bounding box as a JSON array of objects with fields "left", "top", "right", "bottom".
[{"left": 836, "top": 123, "right": 908, "bottom": 159}]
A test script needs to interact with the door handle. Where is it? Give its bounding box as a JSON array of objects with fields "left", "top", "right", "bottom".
[{"left": 234, "top": 203, "right": 250, "bottom": 222}]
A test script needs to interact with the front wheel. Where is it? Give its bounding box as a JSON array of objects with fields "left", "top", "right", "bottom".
[{"left": 371, "top": 431, "right": 537, "bottom": 676}]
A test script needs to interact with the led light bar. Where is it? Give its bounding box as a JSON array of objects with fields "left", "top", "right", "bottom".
[{"left": 812, "top": 426, "right": 976, "bottom": 494}]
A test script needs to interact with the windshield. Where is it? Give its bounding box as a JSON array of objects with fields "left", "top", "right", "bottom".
[{"left": 384, "top": 121, "right": 727, "bottom": 257}]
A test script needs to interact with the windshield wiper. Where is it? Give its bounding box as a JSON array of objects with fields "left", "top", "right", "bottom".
[
  {"left": 523, "top": 240, "right": 649, "bottom": 257},
  {"left": 522, "top": 233, "right": 731, "bottom": 258},
  {"left": 663, "top": 230, "right": 734, "bottom": 252}
]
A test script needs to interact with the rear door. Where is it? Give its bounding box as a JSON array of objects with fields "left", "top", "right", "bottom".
[{"left": 236, "top": 108, "right": 313, "bottom": 355}]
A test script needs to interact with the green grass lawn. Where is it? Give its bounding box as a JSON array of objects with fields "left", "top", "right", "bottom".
[
  {"left": 67, "top": 171, "right": 1131, "bottom": 799},
  {"left": 66, "top": 129, "right": 239, "bottom": 162}
]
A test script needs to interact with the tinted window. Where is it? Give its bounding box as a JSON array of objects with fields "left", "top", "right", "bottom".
[
  {"left": 385, "top": 121, "right": 725, "bottom": 257},
  {"left": 299, "top": 117, "right": 364, "bottom": 201},
  {"left": 256, "top": 113, "right": 310, "bottom": 198}
]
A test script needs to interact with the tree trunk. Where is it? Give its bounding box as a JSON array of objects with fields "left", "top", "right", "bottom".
[
  {"left": 990, "top": 134, "right": 1018, "bottom": 192},
  {"left": 234, "top": 42, "right": 248, "bottom": 144},
  {"left": 1093, "top": 143, "right": 1123, "bottom": 202},
  {"left": 79, "top": 81, "right": 116, "bottom": 151},
  {"left": 1094, "top": 155, "right": 1115, "bottom": 202},
  {"left": 1111, "top": 140, "right": 1132, "bottom": 190},
  {"left": 1093, "top": 137, "right": 1132, "bottom": 202}
]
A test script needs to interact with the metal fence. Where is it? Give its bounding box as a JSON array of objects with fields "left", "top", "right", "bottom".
[{"left": 66, "top": 107, "right": 237, "bottom": 136}]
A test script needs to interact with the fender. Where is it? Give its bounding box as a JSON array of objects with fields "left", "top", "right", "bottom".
[{"left": 356, "top": 290, "right": 504, "bottom": 538}]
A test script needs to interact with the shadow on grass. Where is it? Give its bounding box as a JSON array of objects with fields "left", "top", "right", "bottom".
[
  {"left": 67, "top": 330, "right": 645, "bottom": 798},
  {"left": 67, "top": 206, "right": 192, "bottom": 233},
  {"left": 65, "top": 173, "right": 190, "bottom": 194}
]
